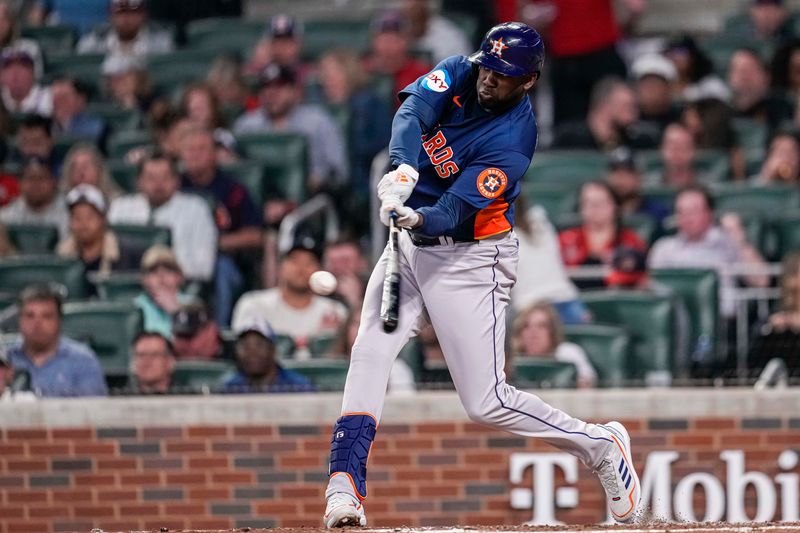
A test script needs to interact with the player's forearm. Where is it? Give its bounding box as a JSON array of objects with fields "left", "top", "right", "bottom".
[{"left": 388, "top": 96, "right": 436, "bottom": 167}]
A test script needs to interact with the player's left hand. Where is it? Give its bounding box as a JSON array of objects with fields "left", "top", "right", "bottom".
[
  {"left": 380, "top": 196, "right": 420, "bottom": 229},
  {"left": 378, "top": 164, "right": 419, "bottom": 203}
]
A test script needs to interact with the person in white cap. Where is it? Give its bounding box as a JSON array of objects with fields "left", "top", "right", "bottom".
[
  {"left": 57, "top": 184, "right": 143, "bottom": 294},
  {"left": 631, "top": 54, "right": 681, "bottom": 132}
]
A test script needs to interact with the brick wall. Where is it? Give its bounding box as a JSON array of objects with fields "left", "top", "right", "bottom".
[{"left": 1, "top": 414, "right": 799, "bottom": 532}]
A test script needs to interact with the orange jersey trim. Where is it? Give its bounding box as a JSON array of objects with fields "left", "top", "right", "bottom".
[{"left": 474, "top": 198, "right": 511, "bottom": 239}]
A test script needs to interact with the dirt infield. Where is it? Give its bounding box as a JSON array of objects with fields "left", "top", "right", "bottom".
[{"left": 126, "top": 523, "right": 800, "bottom": 533}]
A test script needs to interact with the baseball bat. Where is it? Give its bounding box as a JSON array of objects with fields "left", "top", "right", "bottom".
[{"left": 380, "top": 212, "right": 401, "bottom": 333}]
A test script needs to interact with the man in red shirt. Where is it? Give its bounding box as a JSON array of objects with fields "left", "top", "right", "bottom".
[{"left": 522, "top": 0, "right": 647, "bottom": 123}]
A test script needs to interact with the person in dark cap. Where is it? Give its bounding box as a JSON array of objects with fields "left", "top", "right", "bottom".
[
  {"left": 0, "top": 45, "right": 51, "bottom": 115},
  {"left": 171, "top": 301, "right": 223, "bottom": 361},
  {"left": 222, "top": 315, "right": 312, "bottom": 393},
  {"left": 231, "top": 237, "right": 348, "bottom": 354},
  {"left": 246, "top": 14, "right": 310, "bottom": 82},
  {"left": 0, "top": 156, "right": 68, "bottom": 238},
  {"left": 605, "top": 146, "right": 670, "bottom": 238},
  {"left": 76, "top": 0, "right": 173, "bottom": 59},
  {"left": 233, "top": 62, "right": 348, "bottom": 192}
]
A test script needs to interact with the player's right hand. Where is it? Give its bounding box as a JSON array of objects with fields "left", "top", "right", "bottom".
[{"left": 378, "top": 163, "right": 419, "bottom": 203}]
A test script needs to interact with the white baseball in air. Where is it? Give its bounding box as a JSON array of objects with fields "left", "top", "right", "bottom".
[{"left": 309, "top": 270, "right": 338, "bottom": 296}]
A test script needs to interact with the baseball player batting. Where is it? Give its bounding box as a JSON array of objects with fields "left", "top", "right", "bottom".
[{"left": 324, "top": 22, "right": 641, "bottom": 527}]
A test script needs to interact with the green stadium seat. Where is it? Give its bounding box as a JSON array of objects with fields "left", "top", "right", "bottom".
[
  {"left": 524, "top": 150, "right": 607, "bottom": 186},
  {"left": 511, "top": 358, "right": 577, "bottom": 388},
  {"left": 308, "top": 334, "right": 338, "bottom": 358},
  {"left": 639, "top": 149, "right": 730, "bottom": 183},
  {"left": 581, "top": 291, "right": 674, "bottom": 380},
  {"left": 107, "top": 130, "right": 153, "bottom": 159},
  {"left": 564, "top": 324, "right": 631, "bottom": 387},
  {"left": 0, "top": 256, "right": 87, "bottom": 299},
  {"left": 774, "top": 210, "right": 800, "bottom": 258},
  {"left": 85, "top": 103, "right": 140, "bottom": 133},
  {"left": 148, "top": 60, "right": 210, "bottom": 95},
  {"left": 186, "top": 17, "right": 264, "bottom": 54},
  {"left": 521, "top": 183, "right": 576, "bottom": 219},
  {"left": 53, "top": 135, "right": 83, "bottom": 161},
  {"left": 172, "top": 360, "right": 236, "bottom": 391},
  {"left": 22, "top": 26, "right": 75, "bottom": 58},
  {"left": 733, "top": 118, "right": 767, "bottom": 152},
  {"left": 650, "top": 269, "right": 719, "bottom": 372},
  {"left": 110, "top": 224, "right": 171, "bottom": 250},
  {"left": 6, "top": 224, "right": 59, "bottom": 254},
  {"left": 282, "top": 359, "right": 349, "bottom": 390},
  {"left": 712, "top": 183, "right": 800, "bottom": 216},
  {"left": 301, "top": 19, "right": 371, "bottom": 61},
  {"left": 623, "top": 213, "right": 657, "bottom": 245},
  {"left": 44, "top": 53, "right": 104, "bottom": 95},
  {"left": 220, "top": 160, "right": 267, "bottom": 205},
  {"left": 95, "top": 272, "right": 142, "bottom": 301},
  {"left": 274, "top": 334, "right": 296, "bottom": 359},
  {"left": 61, "top": 301, "right": 143, "bottom": 377},
  {"left": 107, "top": 159, "right": 139, "bottom": 192},
  {"left": 235, "top": 133, "right": 308, "bottom": 202}
]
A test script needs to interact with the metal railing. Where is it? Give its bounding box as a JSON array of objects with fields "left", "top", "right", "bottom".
[{"left": 277, "top": 193, "right": 340, "bottom": 255}]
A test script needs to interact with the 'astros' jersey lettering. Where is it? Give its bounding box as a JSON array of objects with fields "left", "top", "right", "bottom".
[{"left": 399, "top": 55, "right": 538, "bottom": 241}]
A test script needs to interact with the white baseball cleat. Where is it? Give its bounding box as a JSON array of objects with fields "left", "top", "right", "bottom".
[
  {"left": 324, "top": 491, "right": 367, "bottom": 528},
  {"left": 594, "top": 421, "right": 641, "bottom": 523}
]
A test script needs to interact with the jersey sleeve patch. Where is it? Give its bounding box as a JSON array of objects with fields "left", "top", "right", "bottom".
[
  {"left": 476, "top": 168, "right": 508, "bottom": 199},
  {"left": 421, "top": 69, "right": 451, "bottom": 92}
]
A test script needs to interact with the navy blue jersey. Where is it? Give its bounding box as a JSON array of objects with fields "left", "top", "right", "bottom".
[{"left": 389, "top": 55, "right": 538, "bottom": 240}]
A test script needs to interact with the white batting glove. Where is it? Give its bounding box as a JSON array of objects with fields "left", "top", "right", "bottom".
[
  {"left": 379, "top": 196, "right": 420, "bottom": 229},
  {"left": 377, "top": 163, "right": 419, "bottom": 203}
]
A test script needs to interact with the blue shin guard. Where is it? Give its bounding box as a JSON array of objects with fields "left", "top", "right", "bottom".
[{"left": 328, "top": 413, "right": 377, "bottom": 500}]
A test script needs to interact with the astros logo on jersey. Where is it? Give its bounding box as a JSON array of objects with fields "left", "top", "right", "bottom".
[
  {"left": 476, "top": 168, "right": 508, "bottom": 199},
  {"left": 490, "top": 37, "right": 508, "bottom": 58}
]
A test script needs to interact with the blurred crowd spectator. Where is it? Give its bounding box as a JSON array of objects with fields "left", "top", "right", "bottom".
[{"left": 0, "top": 0, "right": 797, "bottom": 394}]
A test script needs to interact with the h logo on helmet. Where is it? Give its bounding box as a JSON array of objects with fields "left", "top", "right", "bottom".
[{"left": 490, "top": 37, "right": 508, "bottom": 58}]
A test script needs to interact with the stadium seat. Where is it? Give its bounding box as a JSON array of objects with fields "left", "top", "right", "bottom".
[
  {"left": 220, "top": 160, "right": 267, "bottom": 205},
  {"left": 274, "top": 334, "right": 296, "bottom": 359},
  {"left": 774, "top": 210, "right": 800, "bottom": 259},
  {"left": 44, "top": 53, "right": 104, "bottom": 95},
  {"left": 511, "top": 358, "right": 577, "bottom": 388},
  {"left": 53, "top": 136, "right": 83, "bottom": 162},
  {"left": 712, "top": 183, "right": 800, "bottom": 216},
  {"left": 0, "top": 256, "right": 87, "bottom": 299},
  {"left": 21, "top": 26, "right": 75, "bottom": 58},
  {"left": 148, "top": 60, "right": 210, "bottom": 96},
  {"left": 520, "top": 182, "right": 576, "bottom": 220},
  {"left": 638, "top": 149, "right": 730, "bottom": 183},
  {"left": 733, "top": 118, "right": 767, "bottom": 152},
  {"left": 95, "top": 272, "right": 142, "bottom": 301},
  {"left": 281, "top": 359, "right": 349, "bottom": 390},
  {"left": 61, "top": 301, "right": 143, "bottom": 377},
  {"left": 107, "top": 159, "right": 139, "bottom": 192},
  {"left": 185, "top": 17, "right": 264, "bottom": 55},
  {"left": 524, "top": 150, "right": 607, "bottom": 186},
  {"left": 171, "top": 360, "right": 236, "bottom": 391},
  {"left": 110, "top": 224, "right": 171, "bottom": 250},
  {"left": 107, "top": 130, "right": 153, "bottom": 159},
  {"left": 650, "top": 269, "right": 719, "bottom": 371},
  {"left": 308, "top": 334, "right": 338, "bottom": 358},
  {"left": 6, "top": 224, "right": 59, "bottom": 254},
  {"left": 301, "top": 19, "right": 371, "bottom": 61},
  {"left": 563, "top": 324, "right": 631, "bottom": 387},
  {"left": 581, "top": 291, "right": 674, "bottom": 380},
  {"left": 85, "top": 103, "right": 140, "bottom": 133},
  {"left": 623, "top": 213, "right": 657, "bottom": 245},
  {"left": 235, "top": 133, "right": 309, "bottom": 202}
]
